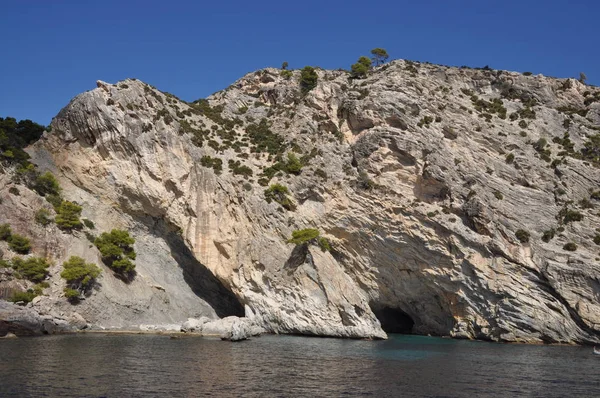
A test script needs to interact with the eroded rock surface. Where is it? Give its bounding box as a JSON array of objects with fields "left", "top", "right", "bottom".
[{"left": 2, "top": 60, "right": 598, "bottom": 343}]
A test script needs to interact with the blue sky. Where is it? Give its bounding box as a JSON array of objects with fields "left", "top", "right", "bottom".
[{"left": 1, "top": 0, "right": 598, "bottom": 125}]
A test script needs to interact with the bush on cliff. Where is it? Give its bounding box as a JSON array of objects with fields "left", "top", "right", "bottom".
[
  {"left": 351, "top": 56, "right": 372, "bottom": 79},
  {"left": 264, "top": 183, "right": 296, "bottom": 211},
  {"left": 94, "top": 229, "right": 136, "bottom": 275},
  {"left": 0, "top": 223, "right": 11, "bottom": 240},
  {"left": 11, "top": 257, "right": 50, "bottom": 283},
  {"left": 55, "top": 201, "right": 83, "bottom": 231},
  {"left": 0, "top": 117, "right": 45, "bottom": 167},
  {"left": 300, "top": 66, "right": 318, "bottom": 94},
  {"left": 33, "top": 172, "right": 61, "bottom": 197},
  {"left": 61, "top": 256, "right": 101, "bottom": 300},
  {"left": 9, "top": 290, "right": 37, "bottom": 304},
  {"left": 288, "top": 228, "right": 331, "bottom": 251},
  {"left": 515, "top": 229, "right": 530, "bottom": 244},
  {"left": 370, "top": 48, "right": 389, "bottom": 66},
  {"left": 35, "top": 208, "right": 53, "bottom": 226},
  {"left": 8, "top": 234, "right": 31, "bottom": 254}
]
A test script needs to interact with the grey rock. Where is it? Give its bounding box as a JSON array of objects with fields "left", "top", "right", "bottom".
[
  {"left": 0, "top": 301, "right": 74, "bottom": 336},
  {"left": 180, "top": 317, "right": 211, "bottom": 333},
  {"left": 4, "top": 61, "right": 597, "bottom": 344}
]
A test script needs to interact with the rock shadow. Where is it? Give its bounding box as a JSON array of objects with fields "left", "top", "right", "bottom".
[{"left": 159, "top": 225, "right": 244, "bottom": 318}]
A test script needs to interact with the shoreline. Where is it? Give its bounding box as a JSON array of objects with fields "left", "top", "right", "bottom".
[{"left": 1, "top": 328, "right": 586, "bottom": 346}]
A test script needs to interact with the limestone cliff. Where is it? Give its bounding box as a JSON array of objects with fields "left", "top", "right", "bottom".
[{"left": 4, "top": 60, "right": 600, "bottom": 343}]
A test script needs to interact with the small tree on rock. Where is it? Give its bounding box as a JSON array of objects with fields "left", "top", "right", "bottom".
[
  {"left": 33, "top": 172, "right": 61, "bottom": 197},
  {"left": 370, "top": 48, "right": 389, "bottom": 66},
  {"left": 8, "top": 234, "right": 31, "bottom": 254},
  {"left": 351, "top": 56, "right": 372, "bottom": 79},
  {"left": 300, "top": 66, "right": 318, "bottom": 94},
  {"left": 264, "top": 183, "right": 296, "bottom": 211},
  {"left": 61, "top": 256, "right": 101, "bottom": 300},
  {"left": 55, "top": 201, "right": 83, "bottom": 231},
  {"left": 282, "top": 61, "right": 289, "bottom": 70},
  {"left": 287, "top": 228, "right": 331, "bottom": 251},
  {"left": 11, "top": 257, "right": 49, "bottom": 282},
  {"left": 94, "top": 229, "right": 136, "bottom": 277},
  {"left": 0, "top": 223, "right": 11, "bottom": 240}
]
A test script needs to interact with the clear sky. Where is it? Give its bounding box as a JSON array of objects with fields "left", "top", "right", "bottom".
[{"left": 1, "top": 0, "right": 598, "bottom": 125}]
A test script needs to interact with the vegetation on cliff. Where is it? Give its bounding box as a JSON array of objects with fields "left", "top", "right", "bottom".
[
  {"left": 94, "top": 229, "right": 136, "bottom": 276},
  {"left": 61, "top": 256, "right": 101, "bottom": 301}
]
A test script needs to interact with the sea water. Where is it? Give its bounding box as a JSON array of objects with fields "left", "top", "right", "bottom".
[{"left": 1, "top": 334, "right": 599, "bottom": 397}]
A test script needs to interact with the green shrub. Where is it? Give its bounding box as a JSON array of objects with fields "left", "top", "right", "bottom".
[
  {"left": 350, "top": 56, "right": 371, "bottom": 79},
  {"left": 35, "top": 208, "right": 53, "bottom": 226},
  {"left": 518, "top": 120, "right": 527, "bottom": 129},
  {"left": 8, "top": 234, "right": 31, "bottom": 254},
  {"left": 63, "top": 288, "right": 80, "bottom": 301},
  {"left": 82, "top": 218, "right": 95, "bottom": 229},
  {"left": 560, "top": 208, "right": 583, "bottom": 224},
  {"left": 11, "top": 257, "right": 49, "bottom": 282},
  {"left": 370, "top": 48, "right": 389, "bottom": 66},
  {"left": 9, "top": 290, "right": 37, "bottom": 304},
  {"left": 284, "top": 153, "right": 302, "bottom": 175},
  {"left": 541, "top": 228, "right": 556, "bottom": 243},
  {"left": 318, "top": 237, "right": 331, "bottom": 252},
  {"left": 515, "top": 229, "right": 530, "bottom": 244},
  {"left": 45, "top": 193, "right": 63, "bottom": 210},
  {"left": 55, "top": 201, "right": 83, "bottom": 230},
  {"left": 246, "top": 119, "right": 287, "bottom": 155},
  {"left": 470, "top": 96, "right": 507, "bottom": 119},
  {"left": 200, "top": 156, "right": 223, "bottom": 174},
  {"left": 228, "top": 160, "right": 253, "bottom": 176},
  {"left": 264, "top": 184, "right": 296, "bottom": 211},
  {"left": 33, "top": 172, "right": 61, "bottom": 197},
  {"left": 0, "top": 223, "right": 11, "bottom": 240},
  {"left": 300, "top": 66, "right": 318, "bottom": 94},
  {"left": 581, "top": 134, "right": 600, "bottom": 164},
  {"left": 563, "top": 242, "right": 577, "bottom": 251},
  {"left": 94, "top": 229, "right": 136, "bottom": 275},
  {"left": 280, "top": 70, "right": 293, "bottom": 80},
  {"left": 288, "top": 228, "right": 320, "bottom": 245},
  {"left": 505, "top": 153, "right": 515, "bottom": 163},
  {"left": 493, "top": 191, "right": 503, "bottom": 200},
  {"left": 61, "top": 256, "right": 101, "bottom": 294},
  {"left": 593, "top": 235, "right": 600, "bottom": 245}
]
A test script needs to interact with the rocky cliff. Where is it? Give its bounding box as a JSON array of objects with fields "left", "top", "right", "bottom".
[{"left": 2, "top": 60, "right": 600, "bottom": 343}]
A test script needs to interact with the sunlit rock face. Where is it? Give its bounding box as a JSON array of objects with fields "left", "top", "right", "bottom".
[{"left": 19, "top": 61, "right": 600, "bottom": 343}]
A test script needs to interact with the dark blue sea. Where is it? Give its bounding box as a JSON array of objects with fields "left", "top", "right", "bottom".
[{"left": 1, "top": 334, "right": 599, "bottom": 397}]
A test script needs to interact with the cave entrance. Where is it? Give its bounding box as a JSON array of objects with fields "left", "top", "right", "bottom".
[{"left": 372, "top": 306, "right": 415, "bottom": 334}]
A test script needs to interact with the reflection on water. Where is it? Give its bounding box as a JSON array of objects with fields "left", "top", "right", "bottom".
[{"left": 1, "top": 333, "right": 599, "bottom": 397}]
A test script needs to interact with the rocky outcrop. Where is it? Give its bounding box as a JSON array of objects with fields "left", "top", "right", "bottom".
[
  {"left": 2, "top": 60, "right": 597, "bottom": 344},
  {"left": 0, "top": 300, "right": 82, "bottom": 336},
  {"left": 181, "top": 315, "right": 264, "bottom": 340}
]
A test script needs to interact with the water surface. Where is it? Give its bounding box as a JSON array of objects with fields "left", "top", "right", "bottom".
[{"left": 1, "top": 334, "right": 599, "bottom": 397}]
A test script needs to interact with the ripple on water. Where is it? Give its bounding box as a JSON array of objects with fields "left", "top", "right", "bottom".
[{"left": 0, "top": 334, "right": 599, "bottom": 397}]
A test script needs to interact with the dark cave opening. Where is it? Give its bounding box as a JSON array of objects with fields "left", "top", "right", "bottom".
[{"left": 372, "top": 306, "right": 415, "bottom": 334}]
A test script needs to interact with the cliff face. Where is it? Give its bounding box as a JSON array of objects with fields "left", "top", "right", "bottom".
[{"left": 14, "top": 60, "right": 600, "bottom": 343}]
